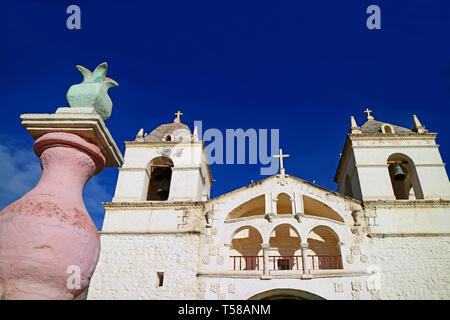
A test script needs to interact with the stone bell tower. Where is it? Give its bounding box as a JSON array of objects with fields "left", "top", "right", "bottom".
[
  {"left": 334, "top": 109, "right": 450, "bottom": 201},
  {"left": 111, "top": 110, "right": 212, "bottom": 203}
]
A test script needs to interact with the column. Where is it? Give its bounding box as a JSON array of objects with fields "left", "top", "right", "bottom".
[
  {"left": 261, "top": 243, "right": 271, "bottom": 278},
  {"left": 301, "top": 242, "right": 310, "bottom": 275}
]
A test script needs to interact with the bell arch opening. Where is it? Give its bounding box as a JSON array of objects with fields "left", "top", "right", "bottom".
[
  {"left": 387, "top": 153, "right": 424, "bottom": 200},
  {"left": 248, "top": 288, "right": 325, "bottom": 300},
  {"left": 147, "top": 156, "right": 174, "bottom": 201}
]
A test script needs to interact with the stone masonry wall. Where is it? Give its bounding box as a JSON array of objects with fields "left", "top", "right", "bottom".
[
  {"left": 369, "top": 236, "right": 450, "bottom": 299},
  {"left": 87, "top": 233, "right": 200, "bottom": 299}
]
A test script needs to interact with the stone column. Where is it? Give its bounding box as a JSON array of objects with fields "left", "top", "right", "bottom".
[
  {"left": 261, "top": 243, "right": 271, "bottom": 279},
  {"left": 301, "top": 242, "right": 310, "bottom": 275},
  {"left": 264, "top": 192, "right": 275, "bottom": 222},
  {"left": 0, "top": 106, "right": 123, "bottom": 300}
]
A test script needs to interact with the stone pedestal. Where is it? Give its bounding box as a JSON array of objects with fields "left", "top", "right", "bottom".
[{"left": 0, "top": 107, "right": 123, "bottom": 300}]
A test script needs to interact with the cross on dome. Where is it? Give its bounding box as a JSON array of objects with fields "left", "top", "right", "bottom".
[
  {"left": 174, "top": 110, "right": 183, "bottom": 123},
  {"left": 364, "top": 108, "right": 374, "bottom": 120}
]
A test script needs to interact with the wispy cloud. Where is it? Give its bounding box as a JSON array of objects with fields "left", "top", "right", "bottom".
[
  {"left": 0, "top": 140, "right": 111, "bottom": 230},
  {"left": 0, "top": 142, "right": 41, "bottom": 208}
]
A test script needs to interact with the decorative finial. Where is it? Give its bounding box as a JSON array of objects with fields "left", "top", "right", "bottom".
[
  {"left": 412, "top": 114, "right": 428, "bottom": 134},
  {"left": 350, "top": 116, "right": 362, "bottom": 134},
  {"left": 192, "top": 126, "right": 199, "bottom": 142},
  {"left": 273, "top": 148, "right": 290, "bottom": 176},
  {"left": 174, "top": 110, "right": 183, "bottom": 123},
  {"left": 364, "top": 108, "right": 374, "bottom": 120},
  {"left": 66, "top": 62, "right": 119, "bottom": 120},
  {"left": 136, "top": 128, "right": 144, "bottom": 141}
]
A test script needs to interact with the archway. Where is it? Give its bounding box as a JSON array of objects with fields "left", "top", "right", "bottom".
[
  {"left": 147, "top": 156, "right": 173, "bottom": 201},
  {"left": 226, "top": 195, "right": 265, "bottom": 220},
  {"left": 268, "top": 224, "right": 301, "bottom": 270},
  {"left": 230, "top": 226, "right": 263, "bottom": 270},
  {"left": 276, "top": 193, "right": 292, "bottom": 214},
  {"left": 248, "top": 288, "right": 325, "bottom": 300},
  {"left": 307, "top": 226, "right": 342, "bottom": 270},
  {"left": 387, "top": 153, "right": 424, "bottom": 200}
]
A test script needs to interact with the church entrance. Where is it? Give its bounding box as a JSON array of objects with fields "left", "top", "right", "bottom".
[{"left": 248, "top": 289, "right": 325, "bottom": 300}]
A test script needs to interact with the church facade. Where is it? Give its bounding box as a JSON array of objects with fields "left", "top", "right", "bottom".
[{"left": 87, "top": 110, "right": 450, "bottom": 300}]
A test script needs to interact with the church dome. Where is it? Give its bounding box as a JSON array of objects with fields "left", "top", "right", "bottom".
[{"left": 144, "top": 122, "right": 192, "bottom": 143}]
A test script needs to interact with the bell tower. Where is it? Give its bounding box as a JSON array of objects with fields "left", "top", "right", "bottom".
[
  {"left": 112, "top": 111, "right": 212, "bottom": 202},
  {"left": 334, "top": 109, "right": 450, "bottom": 201}
]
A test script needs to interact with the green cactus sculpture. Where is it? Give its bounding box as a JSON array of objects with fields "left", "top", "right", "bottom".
[{"left": 66, "top": 62, "right": 119, "bottom": 120}]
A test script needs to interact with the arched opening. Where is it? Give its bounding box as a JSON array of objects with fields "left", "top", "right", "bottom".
[
  {"left": 381, "top": 124, "right": 395, "bottom": 134},
  {"left": 276, "top": 193, "right": 292, "bottom": 214},
  {"left": 344, "top": 175, "right": 353, "bottom": 198},
  {"left": 230, "top": 226, "right": 263, "bottom": 270},
  {"left": 269, "top": 224, "right": 301, "bottom": 270},
  {"left": 303, "top": 195, "right": 344, "bottom": 222},
  {"left": 307, "top": 226, "right": 342, "bottom": 270},
  {"left": 163, "top": 134, "right": 172, "bottom": 142},
  {"left": 147, "top": 156, "right": 174, "bottom": 201},
  {"left": 226, "top": 195, "right": 265, "bottom": 220},
  {"left": 387, "top": 153, "right": 424, "bottom": 200},
  {"left": 248, "top": 288, "right": 325, "bottom": 300}
]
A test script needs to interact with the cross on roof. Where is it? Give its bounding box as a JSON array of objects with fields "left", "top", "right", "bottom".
[
  {"left": 273, "top": 148, "right": 289, "bottom": 175},
  {"left": 174, "top": 110, "right": 183, "bottom": 123},
  {"left": 364, "top": 108, "right": 374, "bottom": 120}
]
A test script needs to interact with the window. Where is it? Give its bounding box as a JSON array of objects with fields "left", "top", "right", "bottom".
[
  {"left": 381, "top": 124, "right": 395, "bottom": 134},
  {"left": 156, "top": 272, "right": 164, "bottom": 287}
]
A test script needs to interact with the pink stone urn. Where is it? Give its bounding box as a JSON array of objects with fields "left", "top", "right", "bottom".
[{"left": 0, "top": 132, "right": 106, "bottom": 299}]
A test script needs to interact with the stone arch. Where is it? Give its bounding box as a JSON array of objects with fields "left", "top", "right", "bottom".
[
  {"left": 146, "top": 156, "right": 173, "bottom": 201},
  {"left": 248, "top": 288, "right": 325, "bottom": 300},
  {"left": 302, "top": 195, "right": 344, "bottom": 222},
  {"left": 276, "top": 193, "right": 293, "bottom": 214},
  {"left": 229, "top": 226, "right": 263, "bottom": 270},
  {"left": 381, "top": 123, "right": 395, "bottom": 134},
  {"left": 307, "top": 225, "right": 342, "bottom": 270},
  {"left": 226, "top": 195, "right": 265, "bottom": 220},
  {"left": 268, "top": 224, "right": 302, "bottom": 270},
  {"left": 387, "top": 153, "right": 424, "bottom": 200}
]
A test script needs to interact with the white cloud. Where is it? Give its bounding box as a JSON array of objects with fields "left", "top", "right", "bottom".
[
  {"left": 0, "top": 142, "right": 41, "bottom": 208},
  {"left": 0, "top": 141, "right": 112, "bottom": 230}
]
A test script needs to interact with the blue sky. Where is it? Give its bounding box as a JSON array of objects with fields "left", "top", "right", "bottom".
[{"left": 1, "top": 1, "right": 449, "bottom": 229}]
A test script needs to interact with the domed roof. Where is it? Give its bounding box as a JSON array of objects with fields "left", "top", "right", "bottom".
[{"left": 144, "top": 122, "right": 192, "bottom": 143}]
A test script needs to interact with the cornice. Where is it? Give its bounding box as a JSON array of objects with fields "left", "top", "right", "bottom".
[
  {"left": 103, "top": 201, "right": 206, "bottom": 210},
  {"left": 124, "top": 141, "right": 202, "bottom": 147},
  {"left": 349, "top": 133, "right": 437, "bottom": 141},
  {"left": 362, "top": 199, "right": 450, "bottom": 209}
]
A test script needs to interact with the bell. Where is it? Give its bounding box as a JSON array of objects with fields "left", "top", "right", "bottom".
[
  {"left": 157, "top": 179, "right": 170, "bottom": 199},
  {"left": 393, "top": 164, "right": 406, "bottom": 181}
]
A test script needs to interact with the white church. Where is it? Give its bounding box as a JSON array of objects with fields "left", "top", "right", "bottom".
[{"left": 87, "top": 109, "right": 450, "bottom": 300}]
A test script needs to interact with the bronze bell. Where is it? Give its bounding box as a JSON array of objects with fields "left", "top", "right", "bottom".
[
  {"left": 157, "top": 179, "right": 170, "bottom": 199},
  {"left": 393, "top": 164, "right": 406, "bottom": 181}
]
